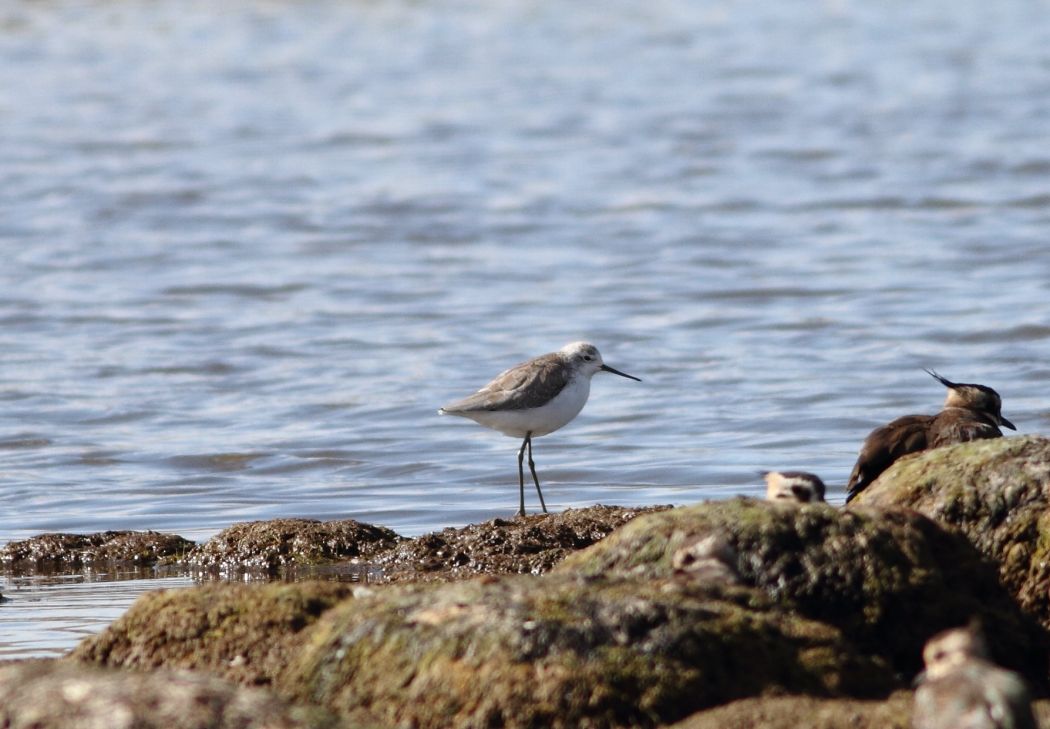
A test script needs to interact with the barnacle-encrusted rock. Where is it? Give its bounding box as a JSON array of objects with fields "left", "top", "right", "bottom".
[
  {"left": 0, "top": 530, "right": 193, "bottom": 571},
  {"left": 374, "top": 504, "right": 671, "bottom": 581},
  {"left": 850, "top": 435, "right": 1050, "bottom": 630},
  {"left": 186, "top": 518, "right": 402, "bottom": 572},
  {"left": 556, "top": 498, "right": 1048, "bottom": 682}
]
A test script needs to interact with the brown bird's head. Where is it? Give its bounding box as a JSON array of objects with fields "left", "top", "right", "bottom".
[{"left": 925, "top": 370, "right": 1015, "bottom": 430}]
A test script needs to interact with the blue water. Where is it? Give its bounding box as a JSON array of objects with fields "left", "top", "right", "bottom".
[{"left": 1, "top": 0, "right": 1049, "bottom": 656}]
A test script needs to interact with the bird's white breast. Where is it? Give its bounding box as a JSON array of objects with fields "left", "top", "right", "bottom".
[{"left": 463, "top": 374, "right": 592, "bottom": 438}]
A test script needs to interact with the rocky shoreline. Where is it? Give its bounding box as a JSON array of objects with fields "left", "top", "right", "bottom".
[{"left": 3, "top": 435, "right": 1050, "bottom": 728}]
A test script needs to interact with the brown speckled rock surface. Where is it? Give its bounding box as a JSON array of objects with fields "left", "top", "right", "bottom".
[
  {"left": 0, "top": 660, "right": 336, "bottom": 729},
  {"left": 668, "top": 692, "right": 914, "bottom": 729},
  {"left": 187, "top": 518, "right": 402, "bottom": 572},
  {"left": 373, "top": 504, "right": 671, "bottom": 581},
  {"left": 0, "top": 530, "right": 193, "bottom": 571},
  {"left": 852, "top": 435, "right": 1050, "bottom": 629}
]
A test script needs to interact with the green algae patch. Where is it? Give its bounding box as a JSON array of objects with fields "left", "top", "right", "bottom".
[
  {"left": 68, "top": 581, "right": 353, "bottom": 687},
  {"left": 856, "top": 435, "right": 1050, "bottom": 629},
  {"left": 282, "top": 574, "right": 893, "bottom": 728},
  {"left": 555, "top": 498, "right": 1046, "bottom": 683},
  {"left": 187, "top": 518, "right": 402, "bottom": 573}
]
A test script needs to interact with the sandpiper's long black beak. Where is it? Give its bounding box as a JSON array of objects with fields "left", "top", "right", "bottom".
[
  {"left": 600, "top": 364, "right": 641, "bottom": 382},
  {"left": 999, "top": 414, "right": 1017, "bottom": 430}
]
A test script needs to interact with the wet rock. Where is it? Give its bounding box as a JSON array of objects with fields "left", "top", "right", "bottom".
[
  {"left": 0, "top": 660, "right": 335, "bottom": 729},
  {"left": 282, "top": 573, "right": 894, "bottom": 728},
  {"left": 851, "top": 435, "right": 1050, "bottom": 630},
  {"left": 555, "top": 498, "right": 1048, "bottom": 683},
  {"left": 0, "top": 530, "right": 193, "bottom": 571},
  {"left": 69, "top": 581, "right": 352, "bottom": 687},
  {"left": 374, "top": 504, "right": 671, "bottom": 581},
  {"left": 187, "top": 518, "right": 402, "bottom": 572},
  {"left": 668, "top": 692, "right": 913, "bottom": 729}
]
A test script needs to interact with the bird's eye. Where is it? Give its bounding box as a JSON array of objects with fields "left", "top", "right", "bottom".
[{"left": 584, "top": 355, "right": 593, "bottom": 361}]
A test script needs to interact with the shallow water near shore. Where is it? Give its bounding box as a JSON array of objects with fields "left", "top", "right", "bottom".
[{"left": 2, "top": 0, "right": 1050, "bottom": 657}]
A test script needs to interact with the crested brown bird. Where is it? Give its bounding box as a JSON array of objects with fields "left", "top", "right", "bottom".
[
  {"left": 913, "top": 622, "right": 1036, "bottom": 729},
  {"left": 845, "top": 370, "right": 1014, "bottom": 503}
]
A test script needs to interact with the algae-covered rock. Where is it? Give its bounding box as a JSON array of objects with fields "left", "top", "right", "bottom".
[
  {"left": 0, "top": 530, "right": 193, "bottom": 571},
  {"left": 69, "top": 581, "right": 352, "bottom": 687},
  {"left": 668, "top": 692, "right": 913, "bottom": 729},
  {"left": 851, "top": 435, "right": 1050, "bottom": 630},
  {"left": 374, "top": 504, "right": 670, "bottom": 582},
  {"left": 283, "top": 574, "right": 894, "bottom": 728},
  {"left": 0, "top": 660, "right": 335, "bottom": 729},
  {"left": 187, "top": 518, "right": 402, "bottom": 572},
  {"left": 556, "top": 498, "right": 1047, "bottom": 682}
]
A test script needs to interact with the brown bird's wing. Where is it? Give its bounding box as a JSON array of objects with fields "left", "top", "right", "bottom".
[
  {"left": 440, "top": 353, "right": 571, "bottom": 413},
  {"left": 928, "top": 408, "right": 1004, "bottom": 448},
  {"left": 845, "top": 415, "right": 931, "bottom": 502}
]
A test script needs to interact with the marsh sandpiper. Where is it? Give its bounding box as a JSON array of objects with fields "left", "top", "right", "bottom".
[{"left": 439, "top": 341, "right": 640, "bottom": 516}]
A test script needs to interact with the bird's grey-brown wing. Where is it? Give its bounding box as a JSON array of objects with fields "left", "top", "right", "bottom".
[
  {"left": 845, "top": 415, "right": 931, "bottom": 502},
  {"left": 441, "top": 354, "right": 571, "bottom": 413},
  {"left": 929, "top": 409, "right": 1003, "bottom": 448}
]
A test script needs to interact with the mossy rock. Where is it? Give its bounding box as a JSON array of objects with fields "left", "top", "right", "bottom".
[
  {"left": 0, "top": 660, "right": 337, "bottom": 729},
  {"left": 0, "top": 530, "right": 194, "bottom": 571},
  {"left": 374, "top": 504, "right": 671, "bottom": 581},
  {"left": 282, "top": 574, "right": 894, "bottom": 728},
  {"left": 555, "top": 498, "right": 1048, "bottom": 683},
  {"left": 187, "top": 518, "right": 402, "bottom": 572},
  {"left": 68, "top": 581, "right": 353, "bottom": 687},
  {"left": 851, "top": 435, "right": 1050, "bottom": 630},
  {"left": 668, "top": 691, "right": 913, "bottom": 729}
]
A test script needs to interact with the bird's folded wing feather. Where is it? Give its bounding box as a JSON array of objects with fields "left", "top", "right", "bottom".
[{"left": 442, "top": 354, "right": 570, "bottom": 412}]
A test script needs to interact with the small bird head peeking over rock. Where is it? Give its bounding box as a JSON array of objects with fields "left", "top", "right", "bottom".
[
  {"left": 763, "top": 471, "right": 827, "bottom": 504},
  {"left": 913, "top": 621, "right": 1037, "bottom": 729}
]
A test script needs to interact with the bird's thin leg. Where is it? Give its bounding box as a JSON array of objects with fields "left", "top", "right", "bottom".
[
  {"left": 526, "top": 432, "right": 547, "bottom": 513},
  {"left": 517, "top": 436, "right": 528, "bottom": 517}
]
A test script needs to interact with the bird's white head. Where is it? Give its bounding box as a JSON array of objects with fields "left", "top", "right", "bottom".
[
  {"left": 922, "top": 623, "right": 990, "bottom": 680},
  {"left": 560, "top": 342, "right": 640, "bottom": 381}
]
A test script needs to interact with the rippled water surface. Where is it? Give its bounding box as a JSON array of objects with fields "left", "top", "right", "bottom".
[{"left": 2, "top": 0, "right": 1050, "bottom": 656}]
